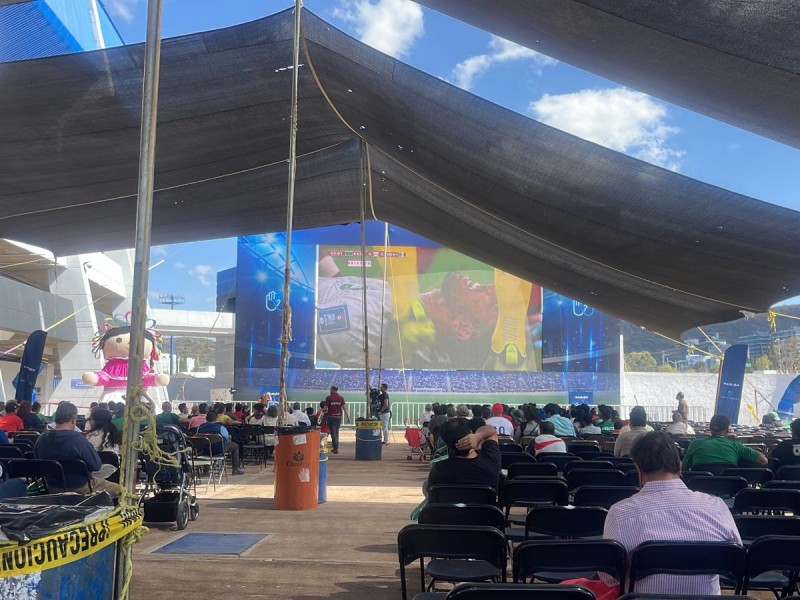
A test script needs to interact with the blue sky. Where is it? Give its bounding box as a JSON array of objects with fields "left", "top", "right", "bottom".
[{"left": 101, "top": 0, "right": 800, "bottom": 311}]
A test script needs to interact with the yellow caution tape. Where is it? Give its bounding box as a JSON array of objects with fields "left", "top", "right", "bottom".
[{"left": 0, "top": 506, "right": 142, "bottom": 578}]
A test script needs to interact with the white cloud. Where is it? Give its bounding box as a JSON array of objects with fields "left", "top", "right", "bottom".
[
  {"left": 451, "top": 35, "right": 557, "bottom": 91},
  {"left": 333, "top": 0, "right": 424, "bottom": 58},
  {"left": 101, "top": 0, "right": 141, "bottom": 23},
  {"left": 174, "top": 261, "right": 186, "bottom": 269},
  {"left": 150, "top": 246, "right": 167, "bottom": 258},
  {"left": 529, "top": 87, "right": 685, "bottom": 171},
  {"left": 188, "top": 265, "right": 214, "bottom": 287}
]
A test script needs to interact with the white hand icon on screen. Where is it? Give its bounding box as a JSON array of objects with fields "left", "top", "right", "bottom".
[{"left": 266, "top": 290, "right": 282, "bottom": 312}]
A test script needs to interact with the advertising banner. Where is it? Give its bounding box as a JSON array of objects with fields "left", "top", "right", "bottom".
[{"left": 715, "top": 344, "right": 749, "bottom": 423}]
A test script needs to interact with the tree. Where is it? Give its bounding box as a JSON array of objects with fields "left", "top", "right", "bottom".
[
  {"left": 625, "top": 351, "right": 657, "bottom": 372},
  {"left": 768, "top": 337, "right": 800, "bottom": 373},
  {"left": 752, "top": 354, "right": 772, "bottom": 371},
  {"left": 656, "top": 364, "right": 678, "bottom": 373}
]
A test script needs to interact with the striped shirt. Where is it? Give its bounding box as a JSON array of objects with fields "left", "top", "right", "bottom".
[{"left": 600, "top": 478, "right": 741, "bottom": 595}]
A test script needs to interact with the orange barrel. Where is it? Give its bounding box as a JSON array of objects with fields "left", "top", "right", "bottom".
[{"left": 274, "top": 429, "right": 321, "bottom": 510}]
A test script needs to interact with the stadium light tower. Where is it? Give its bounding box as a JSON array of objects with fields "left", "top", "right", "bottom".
[{"left": 158, "top": 294, "right": 184, "bottom": 375}]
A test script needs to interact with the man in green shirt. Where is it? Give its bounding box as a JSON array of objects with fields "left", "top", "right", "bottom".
[
  {"left": 683, "top": 414, "right": 767, "bottom": 470},
  {"left": 155, "top": 402, "right": 189, "bottom": 426}
]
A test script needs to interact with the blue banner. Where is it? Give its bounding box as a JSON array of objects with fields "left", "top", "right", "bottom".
[
  {"left": 777, "top": 375, "right": 800, "bottom": 421},
  {"left": 13, "top": 330, "right": 47, "bottom": 401},
  {"left": 715, "top": 344, "right": 748, "bottom": 423}
]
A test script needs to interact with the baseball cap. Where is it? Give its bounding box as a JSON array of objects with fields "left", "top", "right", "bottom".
[{"left": 491, "top": 403, "right": 504, "bottom": 415}]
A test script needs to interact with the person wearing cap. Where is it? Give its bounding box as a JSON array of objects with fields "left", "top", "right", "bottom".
[
  {"left": 543, "top": 403, "right": 576, "bottom": 437},
  {"left": 683, "top": 414, "right": 768, "bottom": 470},
  {"left": 427, "top": 420, "right": 500, "bottom": 493},
  {"left": 770, "top": 418, "right": 800, "bottom": 466},
  {"left": 485, "top": 403, "right": 515, "bottom": 437}
]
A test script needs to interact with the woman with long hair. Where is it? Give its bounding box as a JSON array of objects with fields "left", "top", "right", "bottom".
[
  {"left": 84, "top": 408, "right": 122, "bottom": 454},
  {"left": 17, "top": 400, "right": 40, "bottom": 430},
  {"left": 521, "top": 404, "right": 542, "bottom": 437}
]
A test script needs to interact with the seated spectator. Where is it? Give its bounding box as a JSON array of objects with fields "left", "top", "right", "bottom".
[
  {"left": 455, "top": 404, "right": 471, "bottom": 419},
  {"left": 543, "top": 403, "right": 576, "bottom": 437},
  {"left": 110, "top": 403, "right": 126, "bottom": 431},
  {"left": 601, "top": 431, "right": 741, "bottom": 595},
  {"left": 31, "top": 401, "right": 47, "bottom": 424},
  {"left": 576, "top": 412, "right": 601, "bottom": 435},
  {"left": 84, "top": 408, "right": 122, "bottom": 455},
  {"left": 233, "top": 403, "right": 245, "bottom": 421},
  {"left": 683, "top": 414, "right": 767, "bottom": 470},
  {"left": 34, "top": 402, "right": 120, "bottom": 494},
  {"left": 485, "top": 403, "right": 515, "bottom": 437},
  {"left": 520, "top": 404, "right": 542, "bottom": 437},
  {"left": 188, "top": 403, "right": 209, "bottom": 429},
  {"left": 190, "top": 404, "right": 199, "bottom": 417},
  {"left": 198, "top": 410, "right": 244, "bottom": 475},
  {"left": 770, "top": 418, "right": 800, "bottom": 466},
  {"left": 665, "top": 410, "right": 695, "bottom": 435},
  {"left": 17, "top": 400, "right": 41, "bottom": 430},
  {"left": 0, "top": 401, "right": 25, "bottom": 433},
  {"left": 615, "top": 406, "right": 650, "bottom": 457},
  {"left": 292, "top": 402, "right": 311, "bottom": 426},
  {"left": 418, "top": 404, "right": 434, "bottom": 427},
  {"left": 213, "top": 402, "right": 241, "bottom": 427},
  {"left": 529, "top": 421, "right": 567, "bottom": 455},
  {"left": 0, "top": 430, "right": 7, "bottom": 445},
  {"left": 156, "top": 401, "right": 189, "bottom": 426},
  {"left": 427, "top": 420, "right": 500, "bottom": 492},
  {"left": 597, "top": 405, "right": 615, "bottom": 434},
  {"left": 177, "top": 403, "right": 190, "bottom": 419}
]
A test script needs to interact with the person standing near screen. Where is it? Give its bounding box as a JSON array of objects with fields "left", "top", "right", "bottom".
[
  {"left": 324, "top": 385, "right": 350, "bottom": 454},
  {"left": 378, "top": 383, "right": 391, "bottom": 445},
  {"left": 676, "top": 392, "right": 688, "bottom": 419}
]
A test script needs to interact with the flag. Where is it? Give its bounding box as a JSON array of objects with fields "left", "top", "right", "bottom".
[{"left": 14, "top": 330, "right": 47, "bottom": 401}]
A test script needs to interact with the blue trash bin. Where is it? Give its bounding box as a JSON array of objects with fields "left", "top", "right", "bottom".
[
  {"left": 318, "top": 447, "right": 328, "bottom": 504},
  {"left": 355, "top": 420, "right": 382, "bottom": 461}
]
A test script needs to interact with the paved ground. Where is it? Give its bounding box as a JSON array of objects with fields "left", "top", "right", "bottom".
[{"left": 130, "top": 430, "right": 426, "bottom": 599}]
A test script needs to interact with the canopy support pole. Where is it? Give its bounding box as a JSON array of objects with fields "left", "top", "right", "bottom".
[
  {"left": 118, "top": 0, "right": 163, "bottom": 597},
  {"left": 278, "top": 0, "right": 303, "bottom": 419},
  {"left": 359, "top": 141, "right": 370, "bottom": 417}
]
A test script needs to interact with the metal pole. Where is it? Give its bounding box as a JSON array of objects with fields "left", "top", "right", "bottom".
[
  {"left": 278, "top": 0, "right": 303, "bottom": 417},
  {"left": 359, "top": 141, "right": 370, "bottom": 418},
  {"left": 118, "top": 0, "right": 163, "bottom": 597}
]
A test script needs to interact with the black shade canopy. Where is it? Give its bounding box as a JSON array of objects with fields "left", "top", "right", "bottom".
[
  {"left": 0, "top": 9, "right": 798, "bottom": 337},
  {"left": 416, "top": 0, "right": 800, "bottom": 150}
]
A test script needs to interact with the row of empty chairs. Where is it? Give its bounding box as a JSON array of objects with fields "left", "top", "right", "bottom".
[{"left": 399, "top": 526, "right": 800, "bottom": 599}]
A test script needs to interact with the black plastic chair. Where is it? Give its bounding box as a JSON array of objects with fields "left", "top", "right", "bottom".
[
  {"left": 238, "top": 424, "right": 268, "bottom": 468},
  {"left": 396, "top": 524, "right": 506, "bottom": 600},
  {"left": 741, "top": 535, "right": 800, "bottom": 597},
  {"left": 563, "top": 460, "right": 614, "bottom": 476},
  {"left": 445, "top": 583, "right": 596, "bottom": 599},
  {"left": 567, "top": 441, "right": 600, "bottom": 453},
  {"left": 501, "top": 452, "right": 536, "bottom": 470},
  {"left": 734, "top": 515, "right": 800, "bottom": 544},
  {"left": 0, "top": 446, "right": 25, "bottom": 460},
  {"left": 498, "top": 443, "right": 524, "bottom": 454},
  {"left": 686, "top": 476, "right": 748, "bottom": 498},
  {"left": 418, "top": 503, "right": 505, "bottom": 531},
  {"left": 628, "top": 541, "right": 746, "bottom": 593},
  {"left": 721, "top": 468, "right": 773, "bottom": 486},
  {"left": 691, "top": 462, "right": 735, "bottom": 476},
  {"left": 428, "top": 485, "right": 497, "bottom": 506},
  {"left": 680, "top": 470, "right": 713, "bottom": 484},
  {"left": 58, "top": 459, "right": 93, "bottom": 492},
  {"left": 507, "top": 505, "right": 607, "bottom": 543},
  {"left": 573, "top": 485, "right": 639, "bottom": 508},
  {"left": 536, "top": 454, "right": 581, "bottom": 471},
  {"left": 763, "top": 479, "right": 800, "bottom": 490},
  {"left": 566, "top": 468, "right": 624, "bottom": 491},
  {"left": 6, "top": 459, "right": 65, "bottom": 494},
  {"left": 499, "top": 479, "right": 569, "bottom": 526},
  {"left": 732, "top": 488, "right": 800, "bottom": 515},
  {"left": 12, "top": 439, "right": 34, "bottom": 452},
  {"left": 513, "top": 539, "right": 626, "bottom": 594},
  {"left": 776, "top": 465, "right": 800, "bottom": 480},
  {"left": 508, "top": 462, "right": 558, "bottom": 479},
  {"left": 619, "top": 595, "right": 757, "bottom": 600},
  {"left": 624, "top": 469, "right": 640, "bottom": 487}
]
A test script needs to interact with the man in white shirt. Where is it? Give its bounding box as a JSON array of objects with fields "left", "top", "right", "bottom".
[
  {"left": 291, "top": 402, "right": 311, "bottom": 426},
  {"left": 485, "top": 403, "right": 515, "bottom": 437},
  {"left": 418, "top": 404, "right": 434, "bottom": 426}
]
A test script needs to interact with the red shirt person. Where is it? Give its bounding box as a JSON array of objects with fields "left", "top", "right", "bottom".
[
  {"left": 323, "top": 386, "right": 350, "bottom": 454},
  {"left": 0, "top": 401, "right": 25, "bottom": 433}
]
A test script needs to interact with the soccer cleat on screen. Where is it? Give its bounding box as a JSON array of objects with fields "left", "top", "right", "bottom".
[{"left": 491, "top": 269, "right": 531, "bottom": 361}]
